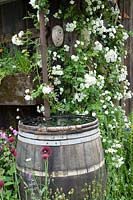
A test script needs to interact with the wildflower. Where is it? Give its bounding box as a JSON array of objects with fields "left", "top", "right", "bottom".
[
  {"left": 10, "top": 147, "right": 17, "bottom": 157},
  {"left": 8, "top": 137, "right": 15, "bottom": 143},
  {"left": 0, "top": 180, "right": 4, "bottom": 189},
  {"left": 41, "top": 146, "right": 52, "bottom": 159},
  {"left": 13, "top": 129, "right": 18, "bottom": 136},
  {"left": 42, "top": 154, "right": 49, "bottom": 159},
  {"left": 9, "top": 126, "right": 14, "bottom": 131}
]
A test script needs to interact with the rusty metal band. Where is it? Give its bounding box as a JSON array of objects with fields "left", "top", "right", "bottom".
[
  {"left": 18, "top": 129, "right": 100, "bottom": 146},
  {"left": 16, "top": 159, "right": 105, "bottom": 177}
]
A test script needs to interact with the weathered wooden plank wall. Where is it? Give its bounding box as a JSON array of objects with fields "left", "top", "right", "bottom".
[
  {"left": 120, "top": 0, "right": 133, "bottom": 114},
  {"left": 0, "top": 0, "right": 36, "bottom": 128},
  {"left": 0, "top": 0, "right": 33, "bottom": 43}
]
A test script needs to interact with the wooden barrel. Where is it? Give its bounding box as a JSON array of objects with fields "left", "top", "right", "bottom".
[{"left": 16, "top": 115, "right": 106, "bottom": 199}]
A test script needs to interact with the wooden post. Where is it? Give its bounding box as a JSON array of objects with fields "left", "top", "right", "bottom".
[{"left": 39, "top": 11, "right": 50, "bottom": 118}]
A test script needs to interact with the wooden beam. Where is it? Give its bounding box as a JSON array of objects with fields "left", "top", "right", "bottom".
[{"left": 39, "top": 11, "right": 50, "bottom": 118}]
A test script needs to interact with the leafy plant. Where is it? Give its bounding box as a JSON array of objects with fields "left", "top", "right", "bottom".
[{"left": 0, "top": 127, "right": 21, "bottom": 200}]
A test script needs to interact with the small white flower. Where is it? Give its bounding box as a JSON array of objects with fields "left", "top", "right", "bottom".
[
  {"left": 60, "top": 87, "right": 64, "bottom": 94},
  {"left": 12, "top": 34, "right": 23, "bottom": 46},
  {"left": 105, "top": 110, "right": 109, "bottom": 115},
  {"left": 104, "top": 49, "right": 118, "bottom": 63},
  {"left": 92, "top": 112, "right": 96, "bottom": 117},
  {"left": 64, "top": 44, "right": 70, "bottom": 52},
  {"left": 84, "top": 73, "right": 97, "bottom": 88},
  {"left": 105, "top": 96, "right": 111, "bottom": 101},
  {"left": 75, "top": 40, "right": 80, "bottom": 45},
  {"left": 16, "top": 115, "right": 20, "bottom": 120},
  {"left": 83, "top": 110, "right": 89, "bottom": 115},
  {"left": 70, "top": 0, "right": 75, "bottom": 4},
  {"left": 66, "top": 21, "right": 77, "bottom": 32},
  {"left": 71, "top": 55, "right": 79, "bottom": 62},
  {"left": 106, "top": 148, "right": 117, "bottom": 153},
  {"left": 18, "top": 30, "right": 24, "bottom": 38},
  {"left": 53, "top": 12, "right": 60, "bottom": 19},
  {"left": 84, "top": 56, "right": 88, "bottom": 61},
  {"left": 123, "top": 32, "right": 129, "bottom": 40},
  {"left": 94, "top": 41, "right": 103, "bottom": 51},
  {"left": 25, "top": 89, "right": 30, "bottom": 94},
  {"left": 24, "top": 94, "right": 31, "bottom": 101},
  {"left": 52, "top": 65, "right": 64, "bottom": 75},
  {"left": 103, "top": 105, "right": 107, "bottom": 109},
  {"left": 54, "top": 77, "right": 61, "bottom": 85},
  {"left": 42, "top": 85, "right": 52, "bottom": 94},
  {"left": 37, "top": 105, "right": 45, "bottom": 113},
  {"left": 29, "top": 0, "right": 39, "bottom": 9}
]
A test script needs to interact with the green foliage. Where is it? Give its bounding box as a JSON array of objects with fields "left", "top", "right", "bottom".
[
  {"left": 0, "top": 47, "right": 33, "bottom": 83},
  {"left": 0, "top": 128, "right": 21, "bottom": 200}
]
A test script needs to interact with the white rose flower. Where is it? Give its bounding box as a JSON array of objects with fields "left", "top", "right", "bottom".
[
  {"left": 11, "top": 34, "right": 23, "bottom": 46},
  {"left": 66, "top": 21, "right": 77, "bottom": 32},
  {"left": 123, "top": 32, "right": 129, "bottom": 40},
  {"left": 29, "top": 0, "right": 39, "bottom": 9},
  {"left": 64, "top": 44, "right": 70, "bottom": 52},
  {"left": 25, "top": 89, "right": 30, "bottom": 94},
  {"left": 42, "top": 85, "right": 52, "bottom": 94},
  {"left": 24, "top": 94, "right": 31, "bottom": 101},
  {"left": 104, "top": 49, "right": 118, "bottom": 63},
  {"left": 52, "top": 65, "right": 63, "bottom": 75},
  {"left": 71, "top": 55, "right": 79, "bottom": 62},
  {"left": 92, "top": 112, "right": 96, "bottom": 117},
  {"left": 94, "top": 41, "right": 103, "bottom": 51},
  {"left": 70, "top": 0, "right": 75, "bottom": 4},
  {"left": 18, "top": 30, "right": 24, "bottom": 38},
  {"left": 84, "top": 73, "right": 97, "bottom": 88}
]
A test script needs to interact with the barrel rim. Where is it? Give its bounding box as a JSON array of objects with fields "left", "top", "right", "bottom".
[{"left": 18, "top": 115, "right": 99, "bottom": 134}]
